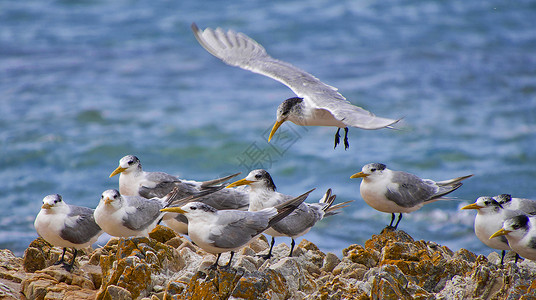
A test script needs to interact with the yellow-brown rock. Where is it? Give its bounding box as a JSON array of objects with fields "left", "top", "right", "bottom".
[{"left": 5, "top": 227, "right": 536, "bottom": 299}]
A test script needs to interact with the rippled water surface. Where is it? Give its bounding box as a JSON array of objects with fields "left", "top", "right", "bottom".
[{"left": 1, "top": 0, "right": 535, "bottom": 256}]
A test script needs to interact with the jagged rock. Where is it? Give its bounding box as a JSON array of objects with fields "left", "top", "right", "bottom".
[
  {"left": 97, "top": 226, "right": 182, "bottom": 300},
  {"left": 4, "top": 226, "right": 536, "bottom": 299}
]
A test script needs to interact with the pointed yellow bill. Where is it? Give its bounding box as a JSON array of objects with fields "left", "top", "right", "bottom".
[
  {"left": 226, "top": 178, "right": 255, "bottom": 188},
  {"left": 490, "top": 228, "right": 511, "bottom": 239},
  {"left": 268, "top": 120, "right": 284, "bottom": 142},
  {"left": 109, "top": 166, "right": 127, "bottom": 178},
  {"left": 350, "top": 172, "right": 368, "bottom": 179},
  {"left": 41, "top": 203, "right": 52, "bottom": 209},
  {"left": 460, "top": 203, "right": 481, "bottom": 210},
  {"left": 103, "top": 197, "right": 113, "bottom": 205},
  {"left": 160, "top": 207, "right": 187, "bottom": 214}
]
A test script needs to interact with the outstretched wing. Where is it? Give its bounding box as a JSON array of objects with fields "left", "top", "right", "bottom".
[{"left": 192, "top": 24, "right": 398, "bottom": 129}]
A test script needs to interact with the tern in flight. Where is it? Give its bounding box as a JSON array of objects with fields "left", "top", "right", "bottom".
[{"left": 192, "top": 23, "right": 400, "bottom": 150}]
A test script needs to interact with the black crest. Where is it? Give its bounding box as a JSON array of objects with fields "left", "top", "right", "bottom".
[
  {"left": 254, "top": 169, "right": 277, "bottom": 191},
  {"left": 279, "top": 97, "right": 304, "bottom": 114},
  {"left": 370, "top": 163, "right": 387, "bottom": 171}
]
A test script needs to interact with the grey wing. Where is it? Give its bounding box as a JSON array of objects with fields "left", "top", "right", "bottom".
[
  {"left": 385, "top": 171, "right": 437, "bottom": 207},
  {"left": 122, "top": 197, "right": 163, "bottom": 231},
  {"left": 270, "top": 203, "right": 323, "bottom": 236},
  {"left": 197, "top": 188, "right": 250, "bottom": 210},
  {"left": 518, "top": 199, "right": 536, "bottom": 214},
  {"left": 140, "top": 180, "right": 199, "bottom": 199},
  {"left": 139, "top": 171, "right": 182, "bottom": 198},
  {"left": 208, "top": 210, "right": 272, "bottom": 249},
  {"left": 60, "top": 206, "right": 102, "bottom": 245},
  {"left": 192, "top": 24, "right": 398, "bottom": 130}
]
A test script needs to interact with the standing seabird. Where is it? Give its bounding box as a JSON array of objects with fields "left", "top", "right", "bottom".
[
  {"left": 34, "top": 194, "right": 102, "bottom": 271},
  {"left": 351, "top": 163, "right": 472, "bottom": 229},
  {"left": 490, "top": 214, "right": 536, "bottom": 261},
  {"left": 461, "top": 197, "right": 520, "bottom": 264},
  {"left": 109, "top": 155, "right": 249, "bottom": 234},
  {"left": 161, "top": 189, "right": 313, "bottom": 269},
  {"left": 226, "top": 169, "right": 352, "bottom": 258}
]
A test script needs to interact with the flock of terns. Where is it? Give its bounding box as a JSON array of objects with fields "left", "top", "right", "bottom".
[{"left": 33, "top": 23, "right": 535, "bottom": 272}]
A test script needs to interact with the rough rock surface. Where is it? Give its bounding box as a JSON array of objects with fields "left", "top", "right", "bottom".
[{"left": 3, "top": 226, "right": 535, "bottom": 299}]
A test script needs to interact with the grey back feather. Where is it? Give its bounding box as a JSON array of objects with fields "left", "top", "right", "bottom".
[
  {"left": 209, "top": 210, "right": 273, "bottom": 249},
  {"left": 60, "top": 205, "right": 101, "bottom": 245},
  {"left": 122, "top": 196, "right": 163, "bottom": 231}
]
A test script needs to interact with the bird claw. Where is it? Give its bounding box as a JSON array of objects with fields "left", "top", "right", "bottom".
[
  {"left": 257, "top": 253, "right": 273, "bottom": 260},
  {"left": 334, "top": 128, "right": 341, "bottom": 149},
  {"left": 61, "top": 263, "right": 74, "bottom": 272}
]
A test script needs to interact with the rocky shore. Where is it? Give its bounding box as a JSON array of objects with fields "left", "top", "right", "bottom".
[{"left": 1, "top": 226, "right": 535, "bottom": 299}]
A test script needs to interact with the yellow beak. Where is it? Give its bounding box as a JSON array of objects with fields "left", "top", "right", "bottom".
[
  {"left": 268, "top": 120, "right": 284, "bottom": 142},
  {"left": 103, "top": 197, "right": 113, "bottom": 205},
  {"left": 109, "top": 166, "right": 127, "bottom": 178},
  {"left": 160, "top": 207, "right": 187, "bottom": 214},
  {"left": 226, "top": 178, "right": 255, "bottom": 188},
  {"left": 490, "top": 228, "right": 511, "bottom": 239},
  {"left": 460, "top": 203, "right": 481, "bottom": 210},
  {"left": 41, "top": 203, "right": 52, "bottom": 209},
  {"left": 350, "top": 172, "right": 368, "bottom": 179}
]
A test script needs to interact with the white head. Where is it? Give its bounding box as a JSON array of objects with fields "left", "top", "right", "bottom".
[
  {"left": 109, "top": 155, "right": 141, "bottom": 177},
  {"left": 226, "top": 169, "right": 276, "bottom": 191},
  {"left": 350, "top": 163, "right": 387, "bottom": 181},
  {"left": 40, "top": 194, "right": 68, "bottom": 214},
  {"left": 490, "top": 214, "right": 531, "bottom": 241},
  {"left": 100, "top": 189, "right": 124, "bottom": 209},
  {"left": 269, "top": 97, "right": 305, "bottom": 141},
  {"left": 461, "top": 196, "right": 502, "bottom": 214},
  {"left": 161, "top": 201, "right": 217, "bottom": 221}
]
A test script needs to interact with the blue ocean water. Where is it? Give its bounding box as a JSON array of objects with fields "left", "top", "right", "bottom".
[{"left": 1, "top": 0, "right": 535, "bottom": 257}]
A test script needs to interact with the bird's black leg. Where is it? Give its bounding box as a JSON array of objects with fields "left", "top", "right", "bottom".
[
  {"left": 515, "top": 253, "right": 520, "bottom": 264},
  {"left": 389, "top": 213, "right": 396, "bottom": 227},
  {"left": 500, "top": 250, "right": 506, "bottom": 265},
  {"left": 393, "top": 214, "right": 403, "bottom": 229},
  {"left": 288, "top": 239, "right": 296, "bottom": 257},
  {"left": 343, "top": 127, "right": 349, "bottom": 150},
  {"left": 258, "top": 237, "right": 275, "bottom": 260},
  {"left": 209, "top": 253, "right": 221, "bottom": 270},
  {"left": 62, "top": 249, "right": 77, "bottom": 272},
  {"left": 334, "top": 128, "right": 341, "bottom": 149},
  {"left": 223, "top": 252, "right": 235, "bottom": 269},
  {"left": 54, "top": 248, "right": 67, "bottom": 265}
]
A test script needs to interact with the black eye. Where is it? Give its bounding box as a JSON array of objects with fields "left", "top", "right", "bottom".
[
  {"left": 371, "top": 168, "right": 376, "bottom": 172},
  {"left": 114, "top": 194, "right": 118, "bottom": 199},
  {"left": 255, "top": 174, "right": 262, "bottom": 179},
  {"left": 512, "top": 224, "right": 520, "bottom": 230},
  {"left": 128, "top": 160, "right": 133, "bottom": 165},
  {"left": 190, "top": 206, "right": 197, "bottom": 210}
]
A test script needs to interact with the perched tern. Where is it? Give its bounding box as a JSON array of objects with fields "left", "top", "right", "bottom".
[
  {"left": 494, "top": 194, "right": 536, "bottom": 214},
  {"left": 461, "top": 197, "right": 520, "bottom": 264},
  {"left": 94, "top": 187, "right": 208, "bottom": 237},
  {"left": 161, "top": 189, "right": 313, "bottom": 269},
  {"left": 490, "top": 214, "right": 536, "bottom": 261},
  {"left": 226, "top": 169, "right": 352, "bottom": 258},
  {"left": 350, "top": 163, "right": 473, "bottom": 229},
  {"left": 191, "top": 23, "right": 400, "bottom": 150},
  {"left": 109, "top": 155, "right": 249, "bottom": 234},
  {"left": 34, "top": 194, "right": 102, "bottom": 271}
]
